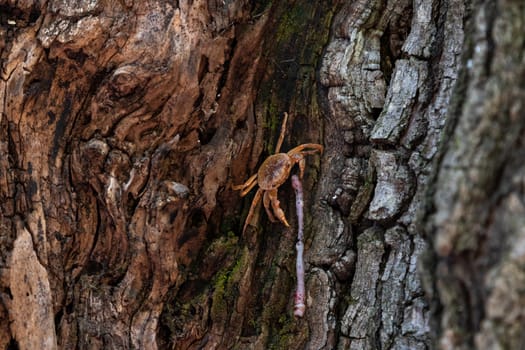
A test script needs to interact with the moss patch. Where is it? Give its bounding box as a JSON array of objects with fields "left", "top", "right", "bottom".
[{"left": 210, "top": 247, "right": 247, "bottom": 322}]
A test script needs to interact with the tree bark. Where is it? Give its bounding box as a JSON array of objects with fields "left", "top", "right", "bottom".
[
  {"left": 429, "top": 1, "right": 525, "bottom": 349},
  {"left": 0, "top": 0, "right": 523, "bottom": 349}
]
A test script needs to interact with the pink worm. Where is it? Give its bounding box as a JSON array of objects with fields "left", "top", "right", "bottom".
[{"left": 291, "top": 175, "right": 305, "bottom": 317}]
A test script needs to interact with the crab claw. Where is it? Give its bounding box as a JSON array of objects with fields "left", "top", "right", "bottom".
[{"left": 268, "top": 189, "right": 289, "bottom": 227}]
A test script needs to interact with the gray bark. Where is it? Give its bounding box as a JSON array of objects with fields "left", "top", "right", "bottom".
[
  {"left": 430, "top": 0, "right": 525, "bottom": 348},
  {"left": 314, "top": 0, "right": 464, "bottom": 348}
]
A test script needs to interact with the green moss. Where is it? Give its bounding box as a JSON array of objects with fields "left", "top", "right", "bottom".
[
  {"left": 257, "top": 260, "right": 307, "bottom": 349},
  {"left": 189, "top": 228, "right": 238, "bottom": 279},
  {"left": 276, "top": 313, "right": 295, "bottom": 338},
  {"left": 209, "top": 231, "right": 238, "bottom": 253},
  {"left": 248, "top": 317, "right": 259, "bottom": 331},
  {"left": 211, "top": 270, "right": 230, "bottom": 319},
  {"left": 210, "top": 247, "right": 248, "bottom": 322},
  {"left": 268, "top": 313, "right": 304, "bottom": 350},
  {"left": 275, "top": 6, "right": 305, "bottom": 43}
]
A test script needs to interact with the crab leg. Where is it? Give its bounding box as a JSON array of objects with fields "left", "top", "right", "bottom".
[
  {"left": 240, "top": 178, "right": 258, "bottom": 197},
  {"left": 268, "top": 189, "right": 290, "bottom": 227},
  {"left": 288, "top": 143, "right": 323, "bottom": 178},
  {"left": 275, "top": 112, "right": 289, "bottom": 154},
  {"left": 287, "top": 143, "right": 324, "bottom": 155},
  {"left": 263, "top": 191, "right": 277, "bottom": 222},
  {"left": 232, "top": 173, "right": 257, "bottom": 196},
  {"left": 242, "top": 188, "right": 263, "bottom": 233}
]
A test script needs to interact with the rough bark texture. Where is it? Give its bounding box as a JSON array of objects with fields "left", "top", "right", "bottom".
[
  {"left": 0, "top": 0, "right": 523, "bottom": 349},
  {"left": 429, "top": 0, "right": 525, "bottom": 349}
]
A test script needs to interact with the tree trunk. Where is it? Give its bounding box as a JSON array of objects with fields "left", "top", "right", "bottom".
[{"left": 0, "top": 0, "right": 523, "bottom": 349}]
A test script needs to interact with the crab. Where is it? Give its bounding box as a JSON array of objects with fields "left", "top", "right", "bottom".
[{"left": 233, "top": 112, "right": 323, "bottom": 233}]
